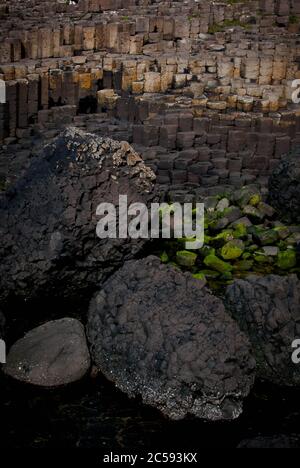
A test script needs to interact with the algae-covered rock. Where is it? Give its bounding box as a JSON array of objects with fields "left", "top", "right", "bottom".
[
  {"left": 192, "top": 272, "right": 207, "bottom": 283},
  {"left": 274, "top": 226, "right": 290, "bottom": 240},
  {"left": 213, "top": 230, "right": 234, "bottom": 243},
  {"left": 176, "top": 251, "right": 198, "bottom": 267},
  {"left": 221, "top": 240, "right": 245, "bottom": 260},
  {"left": 254, "top": 229, "right": 279, "bottom": 246},
  {"left": 243, "top": 205, "right": 264, "bottom": 221},
  {"left": 160, "top": 251, "right": 169, "bottom": 263},
  {"left": 200, "top": 246, "right": 216, "bottom": 257},
  {"left": 199, "top": 270, "right": 220, "bottom": 279},
  {"left": 233, "top": 260, "right": 254, "bottom": 271},
  {"left": 254, "top": 254, "right": 274, "bottom": 264},
  {"left": 234, "top": 186, "right": 261, "bottom": 208},
  {"left": 286, "top": 232, "right": 300, "bottom": 246},
  {"left": 223, "top": 206, "right": 243, "bottom": 224},
  {"left": 231, "top": 217, "right": 252, "bottom": 229},
  {"left": 258, "top": 202, "right": 276, "bottom": 219},
  {"left": 233, "top": 223, "right": 248, "bottom": 239},
  {"left": 204, "top": 254, "right": 233, "bottom": 273},
  {"left": 216, "top": 198, "right": 230, "bottom": 212},
  {"left": 277, "top": 250, "right": 297, "bottom": 270},
  {"left": 249, "top": 194, "right": 261, "bottom": 207}
]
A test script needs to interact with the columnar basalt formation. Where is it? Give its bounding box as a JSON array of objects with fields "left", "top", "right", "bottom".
[{"left": 0, "top": 0, "right": 300, "bottom": 192}]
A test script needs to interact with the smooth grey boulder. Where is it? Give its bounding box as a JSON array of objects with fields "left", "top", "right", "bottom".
[
  {"left": 3, "top": 318, "right": 90, "bottom": 386},
  {"left": 88, "top": 256, "right": 255, "bottom": 421},
  {"left": 225, "top": 275, "right": 300, "bottom": 386}
]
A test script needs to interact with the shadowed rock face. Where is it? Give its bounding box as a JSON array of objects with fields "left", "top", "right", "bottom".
[
  {"left": 87, "top": 256, "right": 256, "bottom": 421},
  {"left": 225, "top": 275, "right": 300, "bottom": 386},
  {"left": 0, "top": 310, "right": 5, "bottom": 339},
  {"left": 268, "top": 148, "right": 300, "bottom": 223},
  {"left": 0, "top": 127, "right": 157, "bottom": 304}
]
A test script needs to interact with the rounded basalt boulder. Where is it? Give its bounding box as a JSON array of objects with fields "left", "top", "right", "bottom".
[
  {"left": 3, "top": 318, "right": 90, "bottom": 386},
  {"left": 268, "top": 148, "right": 300, "bottom": 223},
  {"left": 87, "top": 256, "right": 256, "bottom": 421},
  {"left": 0, "top": 127, "right": 157, "bottom": 303},
  {"left": 225, "top": 274, "right": 300, "bottom": 386}
]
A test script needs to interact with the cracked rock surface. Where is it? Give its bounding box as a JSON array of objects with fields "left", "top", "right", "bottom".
[
  {"left": 0, "top": 127, "right": 157, "bottom": 304},
  {"left": 268, "top": 148, "right": 300, "bottom": 223},
  {"left": 87, "top": 256, "right": 255, "bottom": 421},
  {"left": 225, "top": 275, "right": 300, "bottom": 386},
  {"left": 3, "top": 318, "right": 91, "bottom": 386}
]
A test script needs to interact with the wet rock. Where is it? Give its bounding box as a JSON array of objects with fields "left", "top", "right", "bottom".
[
  {"left": 0, "top": 127, "right": 157, "bottom": 303},
  {"left": 225, "top": 275, "right": 300, "bottom": 386},
  {"left": 88, "top": 256, "right": 255, "bottom": 421},
  {"left": 254, "top": 229, "right": 279, "bottom": 246},
  {"left": 221, "top": 239, "right": 245, "bottom": 260},
  {"left": 268, "top": 148, "right": 300, "bottom": 223},
  {"left": 204, "top": 254, "right": 233, "bottom": 273},
  {"left": 3, "top": 318, "right": 90, "bottom": 386},
  {"left": 176, "top": 250, "right": 197, "bottom": 267},
  {"left": 234, "top": 186, "right": 261, "bottom": 209},
  {"left": 277, "top": 250, "right": 297, "bottom": 270}
]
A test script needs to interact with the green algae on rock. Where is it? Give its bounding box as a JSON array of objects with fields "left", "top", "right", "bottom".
[
  {"left": 204, "top": 254, "right": 233, "bottom": 273},
  {"left": 176, "top": 250, "right": 198, "bottom": 267},
  {"left": 277, "top": 250, "right": 297, "bottom": 270},
  {"left": 221, "top": 240, "right": 245, "bottom": 260}
]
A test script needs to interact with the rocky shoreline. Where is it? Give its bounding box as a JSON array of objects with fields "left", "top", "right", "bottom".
[
  {"left": 1, "top": 0, "right": 300, "bottom": 450},
  {"left": 0, "top": 128, "right": 299, "bottom": 433}
]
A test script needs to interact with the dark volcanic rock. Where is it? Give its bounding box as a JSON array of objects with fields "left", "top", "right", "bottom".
[
  {"left": 225, "top": 275, "right": 300, "bottom": 386},
  {"left": 3, "top": 318, "right": 90, "bottom": 386},
  {"left": 0, "top": 127, "right": 156, "bottom": 303},
  {"left": 0, "top": 309, "right": 5, "bottom": 338},
  {"left": 87, "top": 256, "right": 255, "bottom": 421},
  {"left": 268, "top": 148, "right": 300, "bottom": 223}
]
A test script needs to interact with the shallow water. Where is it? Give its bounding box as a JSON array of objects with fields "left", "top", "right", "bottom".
[{"left": 1, "top": 372, "right": 300, "bottom": 449}]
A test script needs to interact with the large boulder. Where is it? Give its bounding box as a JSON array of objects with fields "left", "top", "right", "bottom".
[
  {"left": 268, "top": 148, "right": 300, "bottom": 223},
  {"left": 3, "top": 318, "right": 90, "bottom": 386},
  {"left": 87, "top": 256, "right": 255, "bottom": 421},
  {"left": 0, "top": 127, "right": 156, "bottom": 303},
  {"left": 225, "top": 275, "right": 300, "bottom": 386}
]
